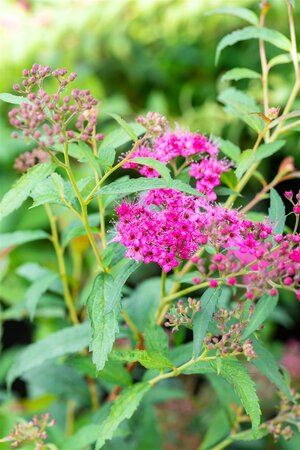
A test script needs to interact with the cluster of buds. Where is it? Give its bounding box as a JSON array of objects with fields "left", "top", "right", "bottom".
[
  {"left": 136, "top": 112, "right": 169, "bottom": 138},
  {"left": 164, "top": 298, "right": 201, "bottom": 332},
  {"left": 284, "top": 190, "right": 300, "bottom": 216},
  {"left": 13, "top": 148, "right": 49, "bottom": 173},
  {"left": 0, "top": 413, "right": 55, "bottom": 449},
  {"left": 9, "top": 64, "right": 103, "bottom": 152},
  {"left": 266, "top": 391, "right": 300, "bottom": 442},
  {"left": 204, "top": 303, "right": 256, "bottom": 360}
]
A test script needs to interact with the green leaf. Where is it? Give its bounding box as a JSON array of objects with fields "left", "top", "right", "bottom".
[
  {"left": 96, "top": 382, "right": 151, "bottom": 449},
  {"left": 144, "top": 323, "right": 172, "bottom": 368},
  {"left": 268, "top": 52, "right": 300, "bottom": 69},
  {"left": 0, "top": 163, "right": 55, "bottom": 221},
  {"left": 100, "top": 123, "right": 145, "bottom": 151},
  {"left": 200, "top": 409, "right": 231, "bottom": 450},
  {"left": 98, "top": 177, "right": 204, "bottom": 197},
  {"left": 7, "top": 322, "right": 91, "bottom": 387},
  {"left": 0, "top": 93, "right": 30, "bottom": 105},
  {"left": 62, "top": 424, "right": 100, "bottom": 450},
  {"left": 111, "top": 349, "right": 173, "bottom": 370},
  {"left": 105, "top": 260, "right": 141, "bottom": 314},
  {"left": 0, "top": 230, "right": 49, "bottom": 250},
  {"left": 207, "top": 6, "right": 259, "bottom": 26},
  {"left": 193, "top": 288, "right": 222, "bottom": 358},
  {"left": 268, "top": 188, "right": 285, "bottom": 234},
  {"left": 25, "top": 272, "right": 59, "bottom": 320},
  {"left": 256, "top": 140, "right": 285, "bottom": 161},
  {"left": 68, "top": 142, "right": 100, "bottom": 173},
  {"left": 130, "top": 157, "right": 172, "bottom": 182},
  {"left": 231, "top": 426, "right": 268, "bottom": 441},
  {"left": 218, "top": 88, "right": 264, "bottom": 132},
  {"left": 252, "top": 339, "right": 292, "bottom": 399},
  {"left": 221, "top": 68, "right": 261, "bottom": 82},
  {"left": 242, "top": 293, "right": 279, "bottom": 340},
  {"left": 216, "top": 26, "right": 291, "bottom": 64},
  {"left": 87, "top": 273, "right": 119, "bottom": 371},
  {"left": 107, "top": 113, "right": 138, "bottom": 142},
  {"left": 235, "top": 149, "right": 256, "bottom": 179},
  {"left": 218, "top": 138, "right": 241, "bottom": 162},
  {"left": 98, "top": 145, "right": 116, "bottom": 169}
]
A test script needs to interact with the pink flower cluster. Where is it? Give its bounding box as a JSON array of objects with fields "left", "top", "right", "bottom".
[
  {"left": 9, "top": 64, "right": 103, "bottom": 150},
  {"left": 123, "top": 116, "right": 231, "bottom": 200},
  {"left": 14, "top": 148, "right": 49, "bottom": 173},
  {"left": 285, "top": 190, "right": 300, "bottom": 215},
  {"left": 281, "top": 340, "right": 300, "bottom": 380},
  {"left": 116, "top": 188, "right": 300, "bottom": 299}
]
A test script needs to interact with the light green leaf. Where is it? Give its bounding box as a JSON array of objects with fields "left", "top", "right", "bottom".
[
  {"left": 68, "top": 142, "right": 100, "bottom": 173},
  {"left": 218, "top": 88, "right": 265, "bottom": 132},
  {"left": 268, "top": 188, "right": 285, "bottom": 234},
  {"left": 0, "top": 163, "right": 56, "bottom": 221},
  {"left": 87, "top": 273, "right": 119, "bottom": 371},
  {"left": 200, "top": 409, "right": 231, "bottom": 450},
  {"left": 0, "top": 230, "right": 49, "bottom": 250},
  {"left": 0, "top": 93, "right": 30, "bottom": 105},
  {"left": 216, "top": 26, "right": 291, "bottom": 64},
  {"left": 252, "top": 339, "right": 292, "bottom": 399},
  {"left": 268, "top": 52, "right": 300, "bottom": 69},
  {"left": 235, "top": 149, "right": 256, "bottom": 179},
  {"left": 107, "top": 113, "right": 138, "bottom": 142},
  {"left": 256, "top": 140, "right": 285, "bottom": 161},
  {"left": 145, "top": 323, "right": 172, "bottom": 368},
  {"left": 98, "top": 145, "right": 116, "bottom": 169},
  {"left": 242, "top": 293, "right": 279, "bottom": 340},
  {"left": 96, "top": 382, "right": 151, "bottom": 449},
  {"left": 25, "top": 272, "right": 59, "bottom": 320},
  {"left": 61, "top": 424, "right": 100, "bottom": 450},
  {"left": 7, "top": 322, "right": 91, "bottom": 387},
  {"left": 100, "top": 123, "right": 145, "bottom": 151},
  {"left": 110, "top": 349, "right": 173, "bottom": 370},
  {"left": 207, "top": 6, "right": 259, "bottom": 26},
  {"left": 218, "top": 138, "right": 241, "bottom": 162},
  {"left": 130, "top": 157, "right": 171, "bottom": 182},
  {"left": 193, "top": 288, "right": 222, "bottom": 358},
  {"left": 221, "top": 68, "right": 261, "bottom": 82},
  {"left": 231, "top": 426, "right": 268, "bottom": 441}
]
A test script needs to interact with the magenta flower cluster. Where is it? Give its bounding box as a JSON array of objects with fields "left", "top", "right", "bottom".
[
  {"left": 9, "top": 64, "right": 103, "bottom": 151},
  {"left": 123, "top": 117, "right": 231, "bottom": 200},
  {"left": 14, "top": 148, "right": 49, "bottom": 173},
  {"left": 116, "top": 188, "right": 300, "bottom": 300}
]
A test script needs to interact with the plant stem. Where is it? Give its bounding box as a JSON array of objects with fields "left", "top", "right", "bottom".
[
  {"left": 45, "top": 204, "right": 79, "bottom": 325},
  {"left": 63, "top": 143, "right": 104, "bottom": 270},
  {"left": 259, "top": 0, "right": 270, "bottom": 115},
  {"left": 91, "top": 138, "right": 107, "bottom": 249},
  {"left": 161, "top": 270, "right": 167, "bottom": 299}
]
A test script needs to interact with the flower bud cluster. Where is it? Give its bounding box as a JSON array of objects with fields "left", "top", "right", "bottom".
[
  {"left": 203, "top": 303, "right": 256, "bottom": 360},
  {"left": 266, "top": 391, "right": 300, "bottom": 442},
  {"left": 284, "top": 189, "right": 300, "bottom": 215},
  {"left": 164, "top": 298, "right": 201, "bottom": 332},
  {"left": 0, "top": 413, "right": 55, "bottom": 449},
  {"left": 123, "top": 117, "right": 231, "bottom": 199},
  {"left": 9, "top": 64, "right": 103, "bottom": 150},
  {"left": 13, "top": 148, "right": 49, "bottom": 173}
]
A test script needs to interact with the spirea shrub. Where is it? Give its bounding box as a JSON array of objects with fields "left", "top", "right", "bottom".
[{"left": 0, "top": 1, "right": 300, "bottom": 449}]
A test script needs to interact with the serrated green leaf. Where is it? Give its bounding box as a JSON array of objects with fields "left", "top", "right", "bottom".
[
  {"left": 221, "top": 68, "right": 261, "bottom": 82},
  {"left": 218, "top": 88, "right": 264, "bottom": 132},
  {"left": 107, "top": 113, "right": 138, "bottom": 142},
  {"left": 193, "top": 287, "right": 223, "bottom": 358},
  {"left": 25, "top": 272, "right": 59, "bottom": 320},
  {"left": 218, "top": 138, "right": 241, "bottom": 162},
  {"left": 0, "top": 93, "right": 30, "bottom": 105},
  {"left": 145, "top": 323, "right": 172, "bottom": 367},
  {"left": 68, "top": 142, "right": 100, "bottom": 173},
  {"left": 216, "top": 26, "right": 291, "bottom": 64},
  {"left": 111, "top": 349, "right": 173, "bottom": 370},
  {"left": 100, "top": 123, "right": 145, "bottom": 151},
  {"left": 96, "top": 382, "right": 151, "bottom": 449},
  {"left": 235, "top": 149, "right": 256, "bottom": 179},
  {"left": 0, "top": 163, "right": 56, "bottom": 221},
  {"left": 207, "top": 6, "right": 259, "bottom": 26},
  {"left": 130, "top": 157, "right": 171, "bottom": 182},
  {"left": 87, "top": 273, "right": 119, "bottom": 371},
  {"left": 268, "top": 188, "right": 285, "bottom": 234},
  {"left": 0, "top": 230, "right": 49, "bottom": 250},
  {"left": 252, "top": 339, "right": 292, "bottom": 399},
  {"left": 242, "top": 293, "right": 279, "bottom": 340},
  {"left": 7, "top": 322, "right": 91, "bottom": 387},
  {"left": 98, "top": 145, "right": 116, "bottom": 169},
  {"left": 256, "top": 140, "right": 285, "bottom": 161}
]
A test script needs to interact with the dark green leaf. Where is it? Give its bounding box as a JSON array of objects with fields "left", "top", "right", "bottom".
[
  {"left": 242, "top": 293, "right": 279, "bottom": 340},
  {"left": 0, "top": 163, "right": 55, "bottom": 221},
  {"left": 216, "top": 26, "right": 291, "bottom": 64},
  {"left": 95, "top": 382, "right": 151, "bottom": 449},
  {"left": 7, "top": 322, "right": 91, "bottom": 387},
  {"left": 193, "top": 288, "right": 223, "bottom": 358},
  {"left": 268, "top": 188, "right": 285, "bottom": 234},
  {"left": 207, "top": 6, "right": 259, "bottom": 26},
  {"left": 0, "top": 230, "right": 49, "bottom": 250}
]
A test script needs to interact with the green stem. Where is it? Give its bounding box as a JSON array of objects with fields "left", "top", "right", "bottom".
[
  {"left": 161, "top": 270, "right": 167, "bottom": 299},
  {"left": 45, "top": 204, "right": 79, "bottom": 325},
  {"left": 293, "top": 214, "right": 299, "bottom": 234},
  {"left": 91, "top": 138, "right": 107, "bottom": 249}
]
